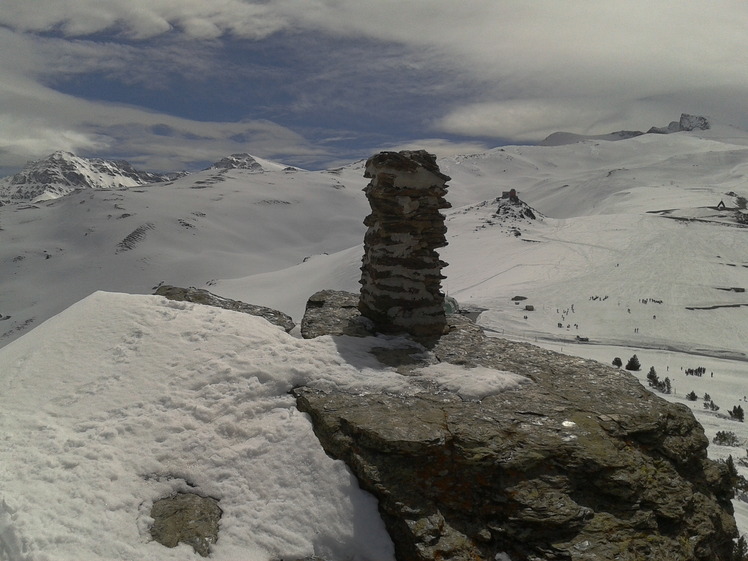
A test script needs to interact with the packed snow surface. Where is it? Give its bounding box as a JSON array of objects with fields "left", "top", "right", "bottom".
[{"left": 0, "top": 291, "right": 524, "bottom": 560}]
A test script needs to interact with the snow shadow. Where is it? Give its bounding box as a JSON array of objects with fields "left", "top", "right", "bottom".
[{"left": 327, "top": 331, "right": 429, "bottom": 373}]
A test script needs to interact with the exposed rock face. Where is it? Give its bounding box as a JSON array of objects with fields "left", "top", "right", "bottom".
[
  {"left": 294, "top": 292, "right": 737, "bottom": 561},
  {"left": 150, "top": 492, "right": 222, "bottom": 557},
  {"left": 358, "top": 150, "right": 451, "bottom": 339},
  {"left": 648, "top": 113, "right": 711, "bottom": 134},
  {"left": 207, "top": 153, "right": 300, "bottom": 173},
  {"left": 209, "top": 153, "right": 265, "bottom": 172},
  {"left": 301, "top": 289, "right": 374, "bottom": 339},
  {"left": 0, "top": 151, "right": 176, "bottom": 202},
  {"left": 154, "top": 285, "right": 295, "bottom": 332},
  {"left": 540, "top": 114, "right": 710, "bottom": 147}
]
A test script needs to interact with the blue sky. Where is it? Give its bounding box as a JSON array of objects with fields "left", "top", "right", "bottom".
[{"left": 2, "top": 1, "right": 748, "bottom": 174}]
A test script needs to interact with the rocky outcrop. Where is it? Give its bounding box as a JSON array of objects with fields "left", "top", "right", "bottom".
[
  {"left": 648, "top": 113, "right": 711, "bottom": 134},
  {"left": 294, "top": 292, "right": 738, "bottom": 561},
  {"left": 150, "top": 492, "right": 222, "bottom": 557},
  {"left": 301, "top": 289, "right": 375, "bottom": 339},
  {"left": 208, "top": 153, "right": 265, "bottom": 172},
  {"left": 207, "top": 153, "right": 300, "bottom": 173},
  {"left": 358, "top": 150, "right": 452, "bottom": 339},
  {"left": 154, "top": 285, "right": 295, "bottom": 332},
  {"left": 540, "top": 114, "right": 710, "bottom": 147}
]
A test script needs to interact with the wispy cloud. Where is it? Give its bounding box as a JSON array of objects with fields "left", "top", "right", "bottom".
[
  {"left": 3, "top": 1, "right": 748, "bottom": 173},
  {"left": 0, "top": 0, "right": 285, "bottom": 40}
]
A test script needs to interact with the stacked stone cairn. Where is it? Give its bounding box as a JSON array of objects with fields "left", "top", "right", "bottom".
[{"left": 358, "top": 150, "right": 451, "bottom": 339}]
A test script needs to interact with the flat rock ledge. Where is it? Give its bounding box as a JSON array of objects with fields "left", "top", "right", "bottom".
[
  {"left": 154, "top": 285, "right": 295, "bottom": 332},
  {"left": 294, "top": 290, "right": 738, "bottom": 561}
]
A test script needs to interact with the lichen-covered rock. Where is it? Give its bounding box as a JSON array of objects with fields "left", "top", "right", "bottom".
[
  {"left": 293, "top": 293, "right": 737, "bottom": 561},
  {"left": 154, "top": 285, "right": 295, "bottom": 332},
  {"left": 150, "top": 492, "right": 222, "bottom": 557}
]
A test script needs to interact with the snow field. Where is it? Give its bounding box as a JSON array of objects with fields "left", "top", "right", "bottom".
[
  {"left": 0, "top": 293, "right": 394, "bottom": 561},
  {"left": 0, "top": 291, "right": 527, "bottom": 560}
]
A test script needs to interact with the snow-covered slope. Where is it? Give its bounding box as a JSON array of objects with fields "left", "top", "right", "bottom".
[
  {"left": 0, "top": 159, "right": 369, "bottom": 347},
  {"left": 0, "top": 292, "right": 401, "bottom": 561},
  {"left": 211, "top": 128, "right": 748, "bottom": 539},
  {"left": 2, "top": 122, "right": 748, "bottom": 556},
  {"left": 0, "top": 151, "right": 179, "bottom": 203}
]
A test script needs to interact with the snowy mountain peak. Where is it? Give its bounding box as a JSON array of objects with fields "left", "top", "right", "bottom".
[
  {"left": 210, "top": 153, "right": 265, "bottom": 172},
  {"left": 0, "top": 151, "right": 175, "bottom": 203},
  {"left": 208, "top": 153, "right": 301, "bottom": 173}
]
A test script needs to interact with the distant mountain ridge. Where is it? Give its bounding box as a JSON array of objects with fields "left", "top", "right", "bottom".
[
  {"left": 0, "top": 151, "right": 181, "bottom": 203},
  {"left": 540, "top": 113, "right": 711, "bottom": 146},
  {"left": 0, "top": 151, "right": 300, "bottom": 204},
  {"left": 207, "top": 153, "right": 301, "bottom": 173}
]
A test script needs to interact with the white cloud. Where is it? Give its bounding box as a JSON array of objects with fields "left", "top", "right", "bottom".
[
  {"left": 0, "top": 77, "right": 326, "bottom": 172},
  {"left": 4, "top": 1, "right": 748, "bottom": 169},
  {"left": 269, "top": 0, "right": 748, "bottom": 137},
  {"left": 437, "top": 98, "right": 651, "bottom": 142},
  {"left": 0, "top": 25, "right": 325, "bottom": 172},
  {"left": 0, "top": 0, "right": 285, "bottom": 40}
]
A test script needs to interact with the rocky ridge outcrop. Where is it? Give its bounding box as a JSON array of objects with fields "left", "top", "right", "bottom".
[
  {"left": 207, "top": 153, "right": 300, "bottom": 173},
  {"left": 540, "top": 113, "right": 711, "bottom": 147},
  {"left": 154, "top": 285, "right": 295, "bottom": 332},
  {"left": 648, "top": 114, "right": 711, "bottom": 134},
  {"left": 294, "top": 290, "right": 738, "bottom": 561},
  {"left": 209, "top": 153, "right": 266, "bottom": 172}
]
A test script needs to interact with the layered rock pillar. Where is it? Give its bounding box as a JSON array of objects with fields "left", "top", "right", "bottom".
[{"left": 358, "top": 150, "right": 451, "bottom": 338}]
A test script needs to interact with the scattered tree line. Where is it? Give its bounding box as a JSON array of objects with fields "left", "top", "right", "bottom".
[
  {"left": 646, "top": 366, "right": 671, "bottom": 394},
  {"left": 612, "top": 356, "right": 747, "bottom": 420},
  {"left": 713, "top": 430, "right": 740, "bottom": 447},
  {"left": 703, "top": 393, "right": 720, "bottom": 412},
  {"left": 730, "top": 405, "right": 745, "bottom": 422}
]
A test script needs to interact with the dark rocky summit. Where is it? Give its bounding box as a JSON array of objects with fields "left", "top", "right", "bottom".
[
  {"left": 154, "top": 285, "right": 295, "bottom": 332},
  {"left": 208, "top": 153, "right": 265, "bottom": 172},
  {"left": 648, "top": 114, "right": 711, "bottom": 134},
  {"left": 540, "top": 114, "right": 711, "bottom": 147},
  {"left": 294, "top": 291, "right": 738, "bottom": 561},
  {"left": 358, "top": 150, "right": 452, "bottom": 339}
]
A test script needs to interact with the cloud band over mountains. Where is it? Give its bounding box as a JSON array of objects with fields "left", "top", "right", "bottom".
[{"left": 2, "top": 1, "right": 748, "bottom": 172}]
